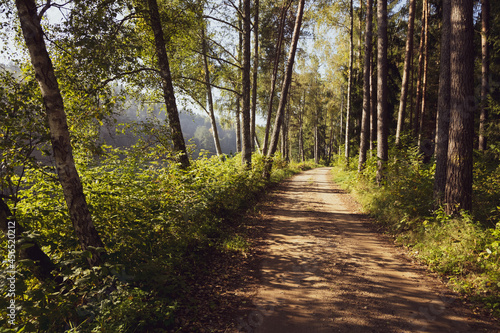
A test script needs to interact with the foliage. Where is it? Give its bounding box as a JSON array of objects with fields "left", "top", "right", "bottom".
[
  {"left": 332, "top": 149, "right": 500, "bottom": 317},
  {"left": 0, "top": 148, "right": 313, "bottom": 332},
  {"left": 0, "top": 68, "right": 48, "bottom": 199}
]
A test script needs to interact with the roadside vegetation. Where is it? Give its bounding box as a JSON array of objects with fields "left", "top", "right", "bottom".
[
  {"left": 0, "top": 147, "right": 316, "bottom": 332},
  {"left": 331, "top": 144, "right": 500, "bottom": 317}
]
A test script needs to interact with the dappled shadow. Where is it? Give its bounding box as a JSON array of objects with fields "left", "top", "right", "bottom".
[{"left": 236, "top": 167, "right": 499, "bottom": 333}]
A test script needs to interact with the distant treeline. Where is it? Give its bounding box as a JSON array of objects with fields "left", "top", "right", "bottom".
[{"left": 100, "top": 103, "right": 238, "bottom": 158}]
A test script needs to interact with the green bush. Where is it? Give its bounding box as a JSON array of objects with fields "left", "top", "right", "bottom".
[
  {"left": 331, "top": 148, "right": 500, "bottom": 317},
  {"left": 0, "top": 148, "right": 311, "bottom": 332}
]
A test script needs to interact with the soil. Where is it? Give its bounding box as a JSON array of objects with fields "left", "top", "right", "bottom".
[{"left": 226, "top": 167, "right": 500, "bottom": 333}]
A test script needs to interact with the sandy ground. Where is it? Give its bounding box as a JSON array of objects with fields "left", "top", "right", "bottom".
[{"left": 233, "top": 167, "right": 499, "bottom": 333}]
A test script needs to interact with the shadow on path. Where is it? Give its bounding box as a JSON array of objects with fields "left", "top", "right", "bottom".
[{"left": 235, "top": 168, "right": 499, "bottom": 333}]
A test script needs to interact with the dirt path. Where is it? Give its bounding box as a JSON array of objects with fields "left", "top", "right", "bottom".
[{"left": 235, "top": 167, "right": 499, "bottom": 333}]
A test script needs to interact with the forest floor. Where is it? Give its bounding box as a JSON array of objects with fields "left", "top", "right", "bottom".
[{"left": 183, "top": 167, "right": 500, "bottom": 332}]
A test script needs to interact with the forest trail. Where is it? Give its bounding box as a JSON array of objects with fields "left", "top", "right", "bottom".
[{"left": 234, "top": 167, "right": 499, "bottom": 333}]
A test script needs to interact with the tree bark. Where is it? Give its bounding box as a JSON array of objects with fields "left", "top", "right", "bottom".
[
  {"left": 15, "top": 0, "right": 105, "bottom": 266},
  {"left": 413, "top": 0, "right": 426, "bottom": 139},
  {"left": 147, "top": 0, "right": 190, "bottom": 169},
  {"left": 201, "top": 28, "right": 223, "bottom": 156},
  {"left": 370, "top": 45, "right": 377, "bottom": 155},
  {"left": 376, "top": 0, "right": 388, "bottom": 184},
  {"left": 417, "top": 0, "right": 429, "bottom": 150},
  {"left": 299, "top": 92, "right": 305, "bottom": 162},
  {"left": 433, "top": 0, "right": 451, "bottom": 204},
  {"left": 236, "top": 97, "right": 242, "bottom": 152},
  {"left": 236, "top": 7, "right": 243, "bottom": 154},
  {"left": 345, "top": 0, "right": 354, "bottom": 166},
  {"left": 266, "top": 0, "right": 305, "bottom": 174},
  {"left": 314, "top": 106, "right": 319, "bottom": 164},
  {"left": 444, "top": 0, "right": 475, "bottom": 215},
  {"left": 251, "top": 0, "right": 259, "bottom": 151},
  {"left": 241, "top": 0, "right": 252, "bottom": 166},
  {"left": 358, "top": 0, "right": 373, "bottom": 172},
  {"left": 479, "top": 0, "right": 490, "bottom": 151},
  {"left": 339, "top": 87, "right": 344, "bottom": 155},
  {"left": 395, "top": 0, "right": 416, "bottom": 146}
]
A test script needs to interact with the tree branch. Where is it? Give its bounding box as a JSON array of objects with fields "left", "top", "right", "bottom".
[
  {"left": 97, "top": 68, "right": 159, "bottom": 89},
  {"left": 179, "top": 75, "right": 241, "bottom": 97},
  {"left": 203, "top": 15, "right": 240, "bottom": 32},
  {"left": 207, "top": 37, "right": 240, "bottom": 63}
]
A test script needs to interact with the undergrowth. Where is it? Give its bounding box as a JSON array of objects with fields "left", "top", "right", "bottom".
[
  {"left": 331, "top": 147, "right": 500, "bottom": 317},
  {"left": 0, "top": 148, "right": 317, "bottom": 332}
]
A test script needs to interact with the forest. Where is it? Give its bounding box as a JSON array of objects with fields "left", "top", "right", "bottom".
[{"left": 1, "top": 0, "right": 500, "bottom": 331}]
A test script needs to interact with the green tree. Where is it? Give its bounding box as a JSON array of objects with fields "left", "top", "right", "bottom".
[
  {"left": 146, "top": 0, "right": 190, "bottom": 168},
  {"left": 15, "top": 0, "right": 105, "bottom": 266},
  {"left": 266, "top": 0, "right": 306, "bottom": 174}
]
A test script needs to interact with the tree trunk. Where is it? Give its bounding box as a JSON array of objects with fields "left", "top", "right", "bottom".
[
  {"left": 339, "top": 87, "right": 344, "bottom": 155},
  {"left": 479, "top": 0, "right": 490, "bottom": 151},
  {"left": 251, "top": 0, "right": 259, "bottom": 151},
  {"left": 376, "top": 0, "right": 388, "bottom": 184},
  {"left": 395, "top": 0, "right": 416, "bottom": 146},
  {"left": 241, "top": 0, "right": 252, "bottom": 166},
  {"left": 236, "top": 97, "right": 242, "bottom": 152},
  {"left": 15, "top": 0, "right": 105, "bottom": 266},
  {"left": 413, "top": 0, "right": 426, "bottom": 139},
  {"left": 327, "top": 115, "right": 335, "bottom": 165},
  {"left": 236, "top": 8, "right": 243, "bottom": 154},
  {"left": 299, "top": 93, "right": 305, "bottom": 162},
  {"left": 345, "top": 0, "right": 354, "bottom": 166},
  {"left": 370, "top": 46, "right": 377, "bottom": 155},
  {"left": 262, "top": 3, "right": 288, "bottom": 156},
  {"left": 444, "top": 0, "right": 475, "bottom": 215},
  {"left": 281, "top": 104, "right": 290, "bottom": 162},
  {"left": 358, "top": 0, "right": 373, "bottom": 172},
  {"left": 201, "top": 28, "right": 223, "bottom": 156},
  {"left": 314, "top": 107, "right": 319, "bottom": 164},
  {"left": 417, "top": 0, "right": 429, "bottom": 150},
  {"left": 147, "top": 0, "right": 190, "bottom": 169},
  {"left": 433, "top": 0, "right": 451, "bottom": 204},
  {"left": 266, "top": 0, "right": 305, "bottom": 173}
]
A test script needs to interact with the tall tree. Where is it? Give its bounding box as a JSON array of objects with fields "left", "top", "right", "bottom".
[
  {"left": 345, "top": 0, "right": 354, "bottom": 165},
  {"left": 236, "top": 4, "right": 243, "bottom": 154},
  {"left": 262, "top": 1, "right": 289, "bottom": 155},
  {"left": 395, "top": 0, "right": 416, "bottom": 146},
  {"left": 413, "top": 0, "right": 427, "bottom": 139},
  {"left": 479, "top": 0, "right": 490, "bottom": 151},
  {"left": 266, "top": 0, "right": 305, "bottom": 165},
  {"left": 201, "top": 27, "right": 223, "bottom": 156},
  {"left": 370, "top": 44, "right": 377, "bottom": 155},
  {"left": 147, "top": 0, "right": 190, "bottom": 168},
  {"left": 417, "top": 0, "right": 429, "bottom": 150},
  {"left": 444, "top": 0, "right": 475, "bottom": 214},
  {"left": 358, "top": 0, "right": 373, "bottom": 172},
  {"left": 376, "top": 0, "right": 388, "bottom": 184},
  {"left": 433, "top": 0, "right": 451, "bottom": 204},
  {"left": 251, "top": 0, "right": 260, "bottom": 151},
  {"left": 15, "top": 0, "right": 105, "bottom": 266},
  {"left": 241, "top": 0, "right": 252, "bottom": 166}
]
